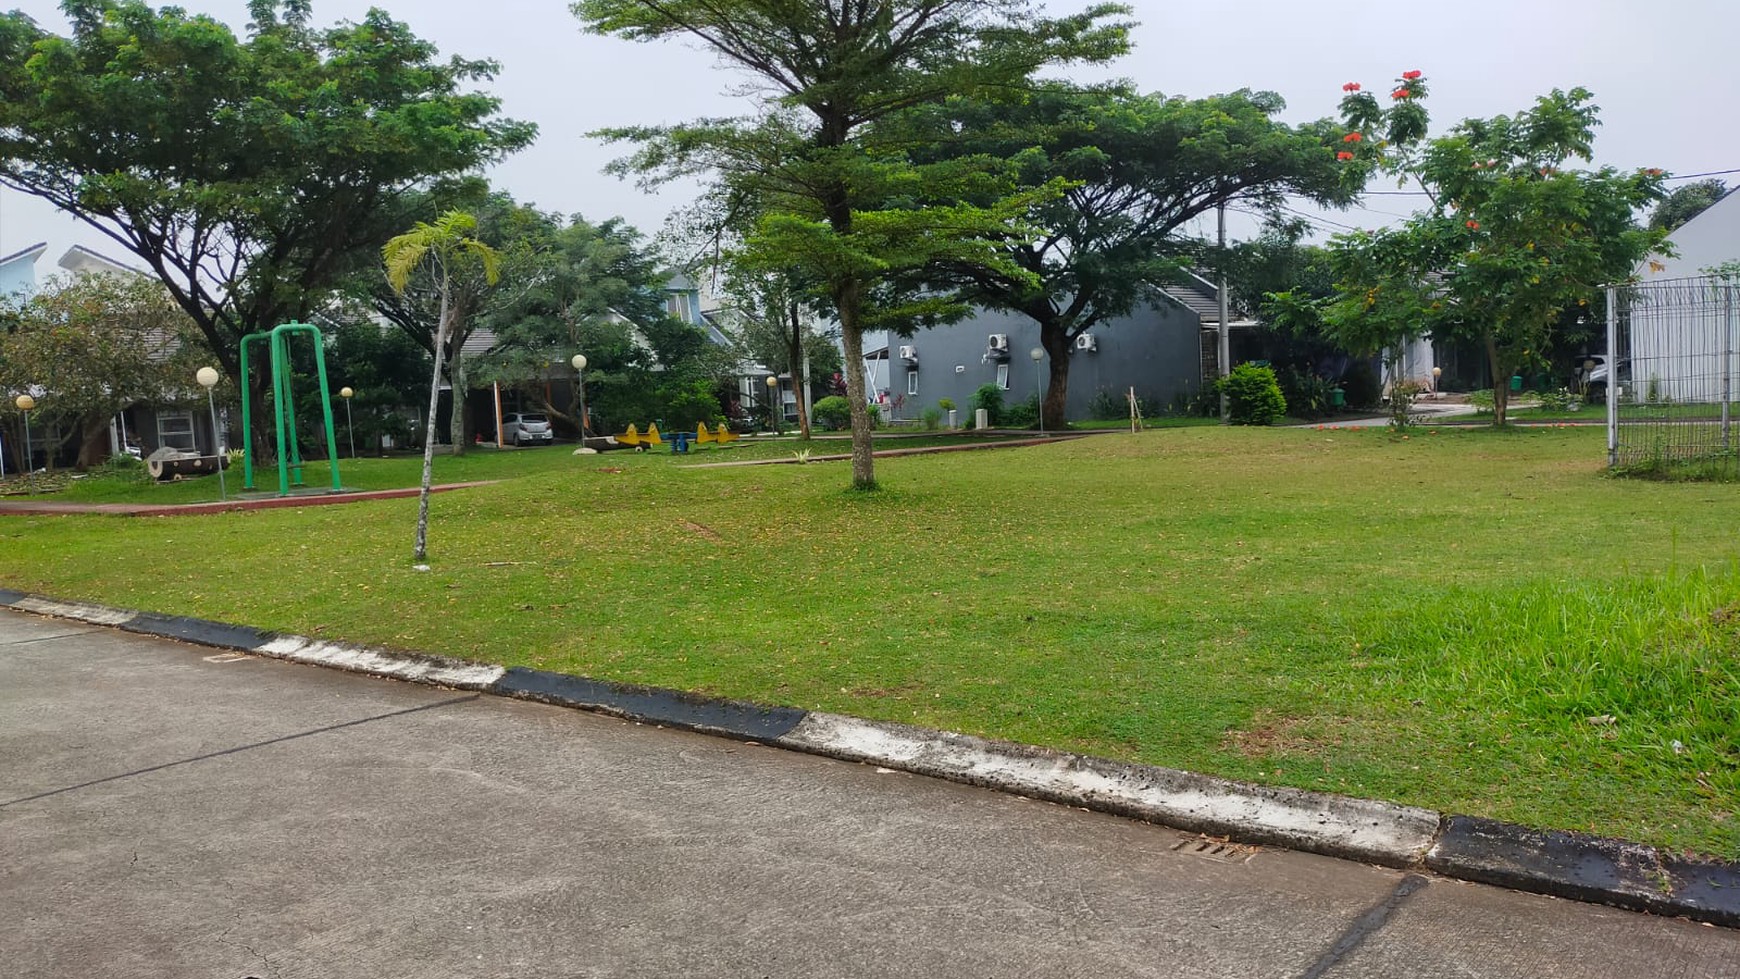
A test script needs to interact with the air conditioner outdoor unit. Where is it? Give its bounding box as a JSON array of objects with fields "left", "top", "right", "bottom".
[
  {"left": 1075, "top": 333, "right": 1098, "bottom": 352},
  {"left": 899, "top": 344, "right": 918, "bottom": 363},
  {"left": 987, "top": 333, "right": 1009, "bottom": 351}
]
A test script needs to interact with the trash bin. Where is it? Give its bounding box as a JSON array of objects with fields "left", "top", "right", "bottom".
[
  {"left": 1509, "top": 375, "right": 1523, "bottom": 392},
  {"left": 1330, "top": 388, "right": 1346, "bottom": 408}
]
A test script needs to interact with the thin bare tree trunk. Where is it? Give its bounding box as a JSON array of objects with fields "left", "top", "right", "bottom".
[{"left": 414, "top": 278, "right": 450, "bottom": 563}]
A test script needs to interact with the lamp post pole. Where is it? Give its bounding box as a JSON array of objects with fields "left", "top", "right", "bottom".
[
  {"left": 340, "top": 387, "right": 356, "bottom": 458},
  {"left": 766, "top": 375, "right": 781, "bottom": 435},
  {"left": 1030, "top": 346, "right": 1045, "bottom": 435},
  {"left": 570, "top": 354, "right": 589, "bottom": 447},
  {"left": 196, "top": 368, "right": 227, "bottom": 501},
  {"left": 14, "top": 394, "right": 35, "bottom": 491}
]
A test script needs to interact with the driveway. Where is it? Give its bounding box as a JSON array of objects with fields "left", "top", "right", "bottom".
[{"left": 3, "top": 610, "right": 1736, "bottom": 978}]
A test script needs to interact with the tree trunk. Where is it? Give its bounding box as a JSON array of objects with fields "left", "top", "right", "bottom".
[
  {"left": 415, "top": 282, "right": 450, "bottom": 563},
  {"left": 1485, "top": 332, "right": 1509, "bottom": 426},
  {"left": 76, "top": 411, "right": 112, "bottom": 469},
  {"left": 1041, "top": 325, "right": 1072, "bottom": 431},
  {"left": 790, "top": 302, "right": 812, "bottom": 440},
  {"left": 836, "top": 282, "right": 876, "bottom": 490},
  {"left": 447, "top": 342, "right": 469, "bottom": 456}
]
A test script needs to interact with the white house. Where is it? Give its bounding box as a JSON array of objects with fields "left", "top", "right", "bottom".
[{"left": 1626, "top": 188, "right": 1739, "bottom": 404}]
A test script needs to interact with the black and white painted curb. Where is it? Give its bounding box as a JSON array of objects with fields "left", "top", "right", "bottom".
[{"left": 4, "top": 589, "right": 1736, "bottom": 928}]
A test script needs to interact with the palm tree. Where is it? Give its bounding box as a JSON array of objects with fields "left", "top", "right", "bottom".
[{"left": 384, "top": 210, "right": 500, "bottom": 564}]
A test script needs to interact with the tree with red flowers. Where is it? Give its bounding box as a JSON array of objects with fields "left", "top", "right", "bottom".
[{"left": 1277, "top": 72, "right": 1669, "bottom": 424}]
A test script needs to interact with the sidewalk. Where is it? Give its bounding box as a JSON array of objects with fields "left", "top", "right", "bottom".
[{"left": 0, "top": 481, "right": 493, "bottom": 518}]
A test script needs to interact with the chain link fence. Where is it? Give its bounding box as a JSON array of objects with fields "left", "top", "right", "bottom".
[{"left": 1604, "top": 275, "right": 1738, "bottom": 478}]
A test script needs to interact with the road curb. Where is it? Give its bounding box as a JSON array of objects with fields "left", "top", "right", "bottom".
[{"left": 4, "top": 589, "right": 1737, "bottom": 928}]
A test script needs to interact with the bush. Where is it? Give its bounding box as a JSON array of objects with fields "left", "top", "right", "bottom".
[
  {"left": 920, "top": 407, "right": 942, "bottom": 431},
  {"left": 970, "top": 383, "right": 1005, "bottom": 426},
  {"left": 1276, "top": 368, "right": 1337, "bottom": 420},
  {"left": 1003, "top": 395, "right": 1038, "bottom": 429},
  {"left": 812, "top": 396, "right": 852, "bottom": 430},
  {"left": 1468, "top": 389, "right": 1495, "bottom": 415},
  {"left": 937, "top": 397, "right": 955, "bottom": 412},
  {"left": 1218, "top": 364, "right": 1287, "bottom": 426}
]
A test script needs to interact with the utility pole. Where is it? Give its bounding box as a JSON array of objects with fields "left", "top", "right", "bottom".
[{"left": 1218, "top": 202, "right": 1231, "bottom": 424}]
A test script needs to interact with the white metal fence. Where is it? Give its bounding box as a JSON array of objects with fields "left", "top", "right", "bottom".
[{"left": 1605, "top": 275, "right": 1738, "bottom": 477}]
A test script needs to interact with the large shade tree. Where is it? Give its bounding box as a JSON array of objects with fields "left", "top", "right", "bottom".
[
  {"left": 574, "top": 0, "right": 1132, "bottom": 489},
  {"left": 905, "top": 84, "right": 1358, "bottom": 429},
  {"left": 0, "top": 1, "right": 534, "bottom": 447}
]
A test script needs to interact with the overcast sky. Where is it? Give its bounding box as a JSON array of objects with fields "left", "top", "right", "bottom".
[{"left": 3, "top": 0, "right": 1736, "bottom": 264}]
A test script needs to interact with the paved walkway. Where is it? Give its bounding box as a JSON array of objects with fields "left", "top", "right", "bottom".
[
  {"left": 4, "top": 609, "right": 1738, "bottom": 977},
  {"left": 0, "top": 481, "right": 494, "bottom": 518}
]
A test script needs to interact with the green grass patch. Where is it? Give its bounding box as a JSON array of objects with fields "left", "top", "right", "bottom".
[{"left": 4, "top": 426, "right": 1738, "bottom": 856}]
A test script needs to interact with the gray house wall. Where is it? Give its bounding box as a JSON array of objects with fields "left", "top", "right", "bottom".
[{"left": 881, "top": 300, "right": 1205, "bottom": 422}]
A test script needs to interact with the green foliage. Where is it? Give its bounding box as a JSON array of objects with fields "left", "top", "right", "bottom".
[
  {"left": 1218, "top": 364, "right": 1286, "bottom": 426},
  {"left": 0, "top": 1, "right": 533, "bottom": 379},
  {"left": 812, "top": 396, "right": 853, "bottom": 431},
  {"left": 905, "top": 82, "right": 1359, "bottom": 431},
  {"left": 1312, "top": 72, "right": 1669, "bottom": 426},
  {"left": 1274, "top": 368, "right": 1339, "bottom": 420},
  {"left": 658, "top": 379, "right": 724, "bottom": 431},
  {"left": 1387, "top": 381, "right": 1424, "bottom": 429},
  {"left": 1003, "top": 395, "right": 1039, "bottom": 429},
  {"left": 920, "top": 407, "right": 943, "bottom": 431},
  {"left": 970, "top": 384, "right": 1006, "bottom": 426},
  {"left": 1469, "top": 389, "right": 1496, "bottom": 415},
  {"left": 0, "top": 272, "right": 212, "bottom": 467},
  {"left": 1538, "top": 388, "right": 1577, "bottom": 411},
  {"left": 1649, "top": 179, "right": 1728, "bottom": 233},
  {"left": 576, "top": 0, "right": 1133, "bottom": 490},
  {"left": 936, "top": 398, "right": 956, "bottom": 412}
]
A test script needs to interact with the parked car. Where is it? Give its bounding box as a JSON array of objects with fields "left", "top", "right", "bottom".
[
  {"left": 1574, "top": 355, "right": 1628, "bottom": 400},
  {"left": 501, "top": 412, "right": 555, "bottom": 446}
]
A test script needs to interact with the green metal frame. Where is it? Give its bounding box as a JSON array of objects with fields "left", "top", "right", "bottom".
[{"left": 240, "top": 321, "right": 343, "bottom": 496}]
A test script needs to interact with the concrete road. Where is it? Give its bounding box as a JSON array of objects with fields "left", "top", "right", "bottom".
[{"left": 2, "top": 609, "right": 1736, "bottom": 978}]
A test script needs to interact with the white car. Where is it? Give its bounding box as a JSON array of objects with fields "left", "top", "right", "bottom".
[{"left": 502, "top": 412, "right": 555, "bottom": 446}]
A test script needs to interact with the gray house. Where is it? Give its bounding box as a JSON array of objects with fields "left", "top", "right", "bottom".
[{"left": 872, "top": 274, "right": 1248, "bottom": 423}]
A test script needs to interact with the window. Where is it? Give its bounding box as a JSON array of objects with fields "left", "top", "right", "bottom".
[
  {"left": 157, "top": 411, "right": 196, "bottom": 451},
  {"left": 665, "top": 291, "right": 695, "bottom": 323},
  {"left": 907, "top": 369, "right": 919, "bottom": 396},
  {"left": 996, "top": 363, "right": 1010, "bottom": 390}
]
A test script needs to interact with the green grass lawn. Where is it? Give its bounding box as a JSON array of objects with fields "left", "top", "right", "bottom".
[{"left": 3, "top": 426, "right": 1737, "bottom": 857}]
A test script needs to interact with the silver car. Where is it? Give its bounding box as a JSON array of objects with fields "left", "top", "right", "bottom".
[{"left": 502, "top": 412, "right": 555, "bottom": 446}]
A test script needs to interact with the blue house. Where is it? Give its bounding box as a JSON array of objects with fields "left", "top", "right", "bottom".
[{"left": 0, "top": 241, "right": 47, "bottom": 298}]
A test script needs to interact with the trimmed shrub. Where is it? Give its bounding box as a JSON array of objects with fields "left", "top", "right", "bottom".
[
  {"left": 812, "top": 396, "right": 852, "bottom": 430},
  {"left": 1219, "top": 364, "right": 1287, "bottom": 426}
]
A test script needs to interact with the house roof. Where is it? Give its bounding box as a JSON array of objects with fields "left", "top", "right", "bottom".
[
  {"left": 58, "top": 244, "right": 149, "bottom": 277},
  {"left": 0, "top": 241, "right": 48, "bottom": 270},
  {"left": 1157, "top": 272, "right": 1259, "bottom": 328},
  {"left": 1643, "top": 186, "right": 1740, "bottom": 279}
]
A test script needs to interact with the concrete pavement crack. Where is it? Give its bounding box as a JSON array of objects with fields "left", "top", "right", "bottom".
[
  {"left": 0, "top": 694, "right": 480, "bottom": 808},
  {"left": 1296, "top": 873, "right": 1429, "bottom": 979}
]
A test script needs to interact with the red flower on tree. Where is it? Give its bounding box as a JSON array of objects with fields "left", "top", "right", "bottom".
[
  {"left": 1646, "top": 168, "right": 1664, "bottom": 177},
  {"left": 1342, "top": 82, "right": 1361, "bottom": 92},
  {"left": 1391, "top": 89, "right": 1409, "bottom": 100},
  {"left": 1402, "top": 70, "right": 1423, "bottom": 80},
  {"left": 1343, "top": 132, "right": 1363, "bottom": 143},
  {"left": 1336, "top": 151, "right": 1355, "bottom": 161},
  {"left": 1466, "top": 220, "right": 1480, "bottom": 230}
]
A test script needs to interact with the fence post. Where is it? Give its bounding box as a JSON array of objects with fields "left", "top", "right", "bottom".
[
  {"left": 1606, "top": 284, "right": 1619, "bottom": 467},
  {"left": 1723, "top": 283, "right": 1734, "bottom": 451}
]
